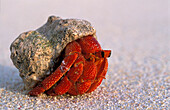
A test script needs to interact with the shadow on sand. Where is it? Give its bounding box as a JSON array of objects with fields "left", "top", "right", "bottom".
[{"left": 0, "top": 64, "right": 25, "bottom": 95}]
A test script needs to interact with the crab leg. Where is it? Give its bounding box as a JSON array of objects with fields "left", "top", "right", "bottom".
[
  {"left": 46, "top": 55, "right": 84, "bottom": 96},
  {"left": 87, "top": 58, "right": 108, "bottom": 93},
  {"left": 28, "top": 53, "right": 78, "bottom": 96},
  {"left": 46, "top": 76, "right": 72, "bottom": 96}
]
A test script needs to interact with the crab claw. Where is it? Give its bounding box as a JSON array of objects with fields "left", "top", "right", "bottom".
[{"left": 68, "top": 61, "right": 97, "bottom": 95}]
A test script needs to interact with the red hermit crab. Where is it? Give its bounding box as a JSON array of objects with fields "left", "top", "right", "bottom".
[
  {"left": 29, "top": 35, "right": 111, "bottom": 96},
  {"left": 10, "top": 16, "right": 111, "bottom": 96}
]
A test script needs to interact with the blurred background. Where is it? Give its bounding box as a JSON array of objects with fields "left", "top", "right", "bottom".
[
  {"left": 0, "top": 0, "right": 169, "bottom": 66},
  {"left": 0, "top": 0, "right": 169, "bottom": 109}
]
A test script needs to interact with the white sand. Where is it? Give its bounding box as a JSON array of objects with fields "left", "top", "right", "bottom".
[{"left": 0, "top": 0, "right": 169, "bottom": 109}]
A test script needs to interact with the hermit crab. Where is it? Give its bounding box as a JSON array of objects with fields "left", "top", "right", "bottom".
[{"left": 10, "top": 16, "right": 111, "bottom": 96}]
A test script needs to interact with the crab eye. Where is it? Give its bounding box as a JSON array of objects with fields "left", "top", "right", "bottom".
[
  {"left": 101, "top": 51, "right": 105, "bottom": 57},
  {"left": 95, "top": 50, "right": 111, "bottom": 58}
]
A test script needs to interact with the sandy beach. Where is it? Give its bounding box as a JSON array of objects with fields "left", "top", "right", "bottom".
[{"left": 0, "top": 0, "right": 169, "bottom": 109}]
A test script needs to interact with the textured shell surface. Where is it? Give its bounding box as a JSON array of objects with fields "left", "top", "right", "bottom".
[{"left": 10, "top": 16, "right": 96, "bottom": 90}]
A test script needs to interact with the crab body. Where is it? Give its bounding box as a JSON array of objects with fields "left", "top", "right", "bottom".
[{"left": 29, "top": 36, "right": 111, "bottom": 96}]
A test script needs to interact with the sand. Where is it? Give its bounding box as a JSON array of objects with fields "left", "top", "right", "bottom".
[{"left": 0, "top": 0, "right": 169, "bottom": 109}]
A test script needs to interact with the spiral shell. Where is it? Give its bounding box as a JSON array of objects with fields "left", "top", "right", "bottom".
[{"left": 10, "top": 16, "right": 96, "bottom": 90}]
